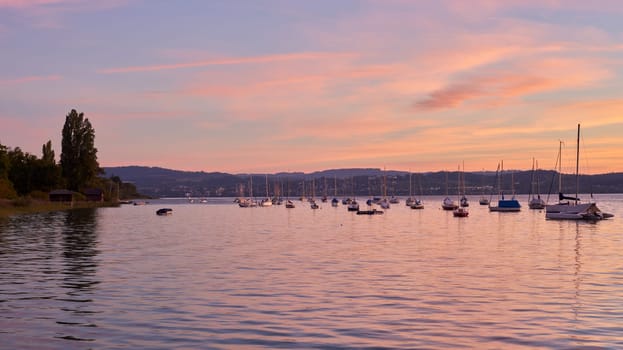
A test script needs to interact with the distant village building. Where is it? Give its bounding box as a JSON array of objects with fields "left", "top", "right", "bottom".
[
  {"left": 85, "top": 188, "right": 104, "bottom": 202},
  {"left": 49, "top": 189, "right": 74, "bottom": 203}
]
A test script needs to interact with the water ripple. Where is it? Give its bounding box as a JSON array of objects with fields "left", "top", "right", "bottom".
[{"left": 1, "top": 197, "right": 623, "bottom": 348}]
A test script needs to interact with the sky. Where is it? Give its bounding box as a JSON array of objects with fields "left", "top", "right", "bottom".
[{"left": 1, "top": 0, "right": 622, "bottom": 174}]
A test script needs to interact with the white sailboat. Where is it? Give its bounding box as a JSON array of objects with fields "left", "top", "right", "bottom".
[
  {"left": 331, "top": 175, "right": 339, "bottom": 207},
  {"left": 453, "top": 164, "right": 469, "bottom": 217},
  {"left": 410, "top": 173, "right": 424, "bottom": 209},
  {"left": 379, "top": 168, "right": 390, "bottom": 209},
  {"left": 239, "top": 176, "right": 258, "bottom": 207},
  {"left": 545, "top": 124, "right": 613, "bottom": 220},
  {"left": 260, "top": 174, "right": 273, "bottom": 207},
  {"left": 406, "top": 172, "right": 416, "bottom": 207},
  {"left": 441, "top": 171, "right": 458, "bottom": 210},
  {"left": 528, "top": 158, "right": 546, "bottom": 209},
  {"left": 310, "top": 178, "right": 319, "bottom": 209}
]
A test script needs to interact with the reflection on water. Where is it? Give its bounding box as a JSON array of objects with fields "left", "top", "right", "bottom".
[
  {"left": 0, "top": 209, "right": 100, "bottom": 348},
  {"left": 1, "top": 196, "right": 623, "bottom": 349},
  {"left": 58, "top": 209, "right": 100, "bottom": 341}
]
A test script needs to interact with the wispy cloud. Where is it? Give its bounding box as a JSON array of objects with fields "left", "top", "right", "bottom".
[
  {"left": 98, "top": 52, "right": 356, "bottom": 74},
  {"left": 1, "top": 0, "right": 132, "bottom": 28},
  {"left": 414, "top": 57, "right": 610, "bottom": 111},
  {"left": 0, "top": 74, "right": 61, "bottom": 85}
]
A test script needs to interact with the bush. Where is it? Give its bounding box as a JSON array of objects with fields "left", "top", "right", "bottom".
[
  {"left": 0, "top": 178, "right": 17, "bottom": 199},
  {"left": 12, "top": 196, "right": 32, "bottom": 207},
  {"left": 29, "top": 190, "right": 48, "bottom": 200}
]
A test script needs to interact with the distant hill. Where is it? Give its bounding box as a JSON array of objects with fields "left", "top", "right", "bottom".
[{"left": 103, "top": 166, "right": 623, "bottom": 198}]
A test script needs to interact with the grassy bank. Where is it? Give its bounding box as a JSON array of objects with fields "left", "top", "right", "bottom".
[{"left": 0, "top": 198, "right": 118, "bottom": 218}]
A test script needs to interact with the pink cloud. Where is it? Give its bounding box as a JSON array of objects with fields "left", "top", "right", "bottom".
[{"left": 414, "top": 56, "right": 610, "bottom": 111}]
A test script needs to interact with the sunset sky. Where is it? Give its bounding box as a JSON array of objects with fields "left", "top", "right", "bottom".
[{"left": 1, "top": 0, "right": 622, "bottom": 174}]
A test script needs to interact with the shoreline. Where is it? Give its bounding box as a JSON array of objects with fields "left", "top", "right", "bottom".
[{"left": 0, "top": 199, "right": 119, "bottom": 219}]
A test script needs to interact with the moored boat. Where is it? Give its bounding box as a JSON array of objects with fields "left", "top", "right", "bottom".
[
  {"left": 156, "top": 208, "right": 172, "bottom": 215},
  {"left": 489, "top": 161, "right": 521, "bottom": 212},
  {"left": 453, "top": 207, "right": 469, "bottom": 217},
  {"left": 410, "top": 199, "right": 424, "bottom": 209},
  {"left": 528, "top": 158, "right": 546, "bottom": 209},
  {"left": 545, "top": 124, "right": 612, "bottom": 220},
  {"left": 442, "top": 197, "right": 458, "bottom": 210},
  {"left": 356, "top": 209, "right": 384, "bottom": 215},
  {"left": 347, "top": 200, "right": 359, "bottom": 211}
]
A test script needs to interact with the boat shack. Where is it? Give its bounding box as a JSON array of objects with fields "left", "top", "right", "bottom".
[
  {"left": 85, "top": 188, "right": 104, "bottom": 202},
  {"left": 49, "top": 189, "right": 74, "bottom": 203}
]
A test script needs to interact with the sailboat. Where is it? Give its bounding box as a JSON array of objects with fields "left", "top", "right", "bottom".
[
  {"left": 545, "top": 124, "right": 613, "bottom": 220},
  {"left": 285, "top": 177, "right": 295, "bottom": 208},
  {"left": 331, "top": 175, "right": 339, "bottom": 207},
  {"left": 479, "top": 170, "right": 490, "bottom": 205},
  {"left": 347, "top": 177, "right": 359, "bottom": 211},
  {"left": 489, "top": 161, "right": 521, "bottom": 212},
  {"left": 410, "top": 173, "right": 424, "bottom": 209},
  {"left": 442, "top": 171, "right": 458, "bottom": 210},
  {"left": 379, "top": 168, "right": 390, "bottom": 209},
  {"left": 321, "top": 177, "right": 328, "bottom": 203},
  {"left": 239, "top": 176, "right": 258, "bottom": 207},
  {"left": 310, "top": 178, "right": 320, "bottom": 209},
  {"left": 528, "top": 158, "right": 546, "bottom": 209},
  {"left": 406, "top": 172, "right": 416, "bottom": 207},
  {"left": 453, "top": 164, "right": 469, "bottom": 217},
  {"left": 260, "top": 174, "right": 273, "bottom": 207},
  {"left": 459, "top": 161, "right": 469, "bottom": 207}
]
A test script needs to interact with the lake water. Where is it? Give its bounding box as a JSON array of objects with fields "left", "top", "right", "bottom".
[{"left": 1, "top": 195, "right": 623, "bottom": 349}]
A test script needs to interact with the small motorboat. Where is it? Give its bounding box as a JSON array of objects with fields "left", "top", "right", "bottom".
[
  {"left": 356, "top": 209, "right": 384, "bottom": 215},
  {"left": 156, "top": 208, "right": 173, "bottom": 216}
]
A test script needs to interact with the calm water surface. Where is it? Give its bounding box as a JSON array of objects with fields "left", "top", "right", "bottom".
[{"left": 1, "top": 195, "right": 623, "bottom": 349}]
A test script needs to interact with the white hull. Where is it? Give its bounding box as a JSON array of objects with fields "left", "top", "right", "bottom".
[
  {"left": 442, "top": 197, "right": 458, "bottom": 210},
  {"left": 545, "top": 202, "right": 611, "bottom": 220}
]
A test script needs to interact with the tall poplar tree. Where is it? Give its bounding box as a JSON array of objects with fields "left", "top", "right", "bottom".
[{"left": 60, "top": 109, "right": 100, "bottom": 191}]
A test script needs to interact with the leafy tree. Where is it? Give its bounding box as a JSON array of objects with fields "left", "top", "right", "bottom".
[
  {"left": 8, "top": 147, "right": 38, "bottom": 195},
  {"left": 60, "top": 109, "right": 100, "bottom": 191},
  {"left": 42, "top": 140, "right": 55, "bottom": 164},
  {"left": 0, "top": 142, "right": 9, "bottom": 179},
  {"left": 35, "top": 140, "right": 61, "bottom": 192},
  {"left": 0, "top": 143, "right": 17, "bottom": 199}
]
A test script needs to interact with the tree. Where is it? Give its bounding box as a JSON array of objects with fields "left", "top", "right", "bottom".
[
  {"left": 42, "top": 140, "right": 55, "bottom": 164},
  {"left": 7, "top": 147, "right": 38, "bottom": 195},
  {"left": 0, "top": 142, "right": 17, "bottom": 198},
  {"left": 60, "top": 109, "right": 100, "bottom": 191},
  {"left": 0, "top": 142, "right": 9, "bottom": 179},
  {"left": 35, "top": 140, "right": 61, "bottom": 192}
]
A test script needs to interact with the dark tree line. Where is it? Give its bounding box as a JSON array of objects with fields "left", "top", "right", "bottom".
[{"left": 0, "top": 109, "right": 137, "bottom": 200}]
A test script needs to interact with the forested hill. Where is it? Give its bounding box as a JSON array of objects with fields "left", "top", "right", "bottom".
[{"left": 104, "top": 166, "right": 623, "bottom": 198}]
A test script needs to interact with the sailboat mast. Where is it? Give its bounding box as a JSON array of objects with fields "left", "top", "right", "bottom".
[
  {"left": 558, "top": 141, "right": 563, "bottom": 195},
  {"left": 536, "top": 160, "right": 541, "bottom": 196},
  {"left": 457, "top": 165, "right": 461, "bottom": 199},
  {"left": 530, "top": 157, "right": 535, "bottom": 199},
  {"left": 575, "top": 123, "right": 580, "bottom": 204}
]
